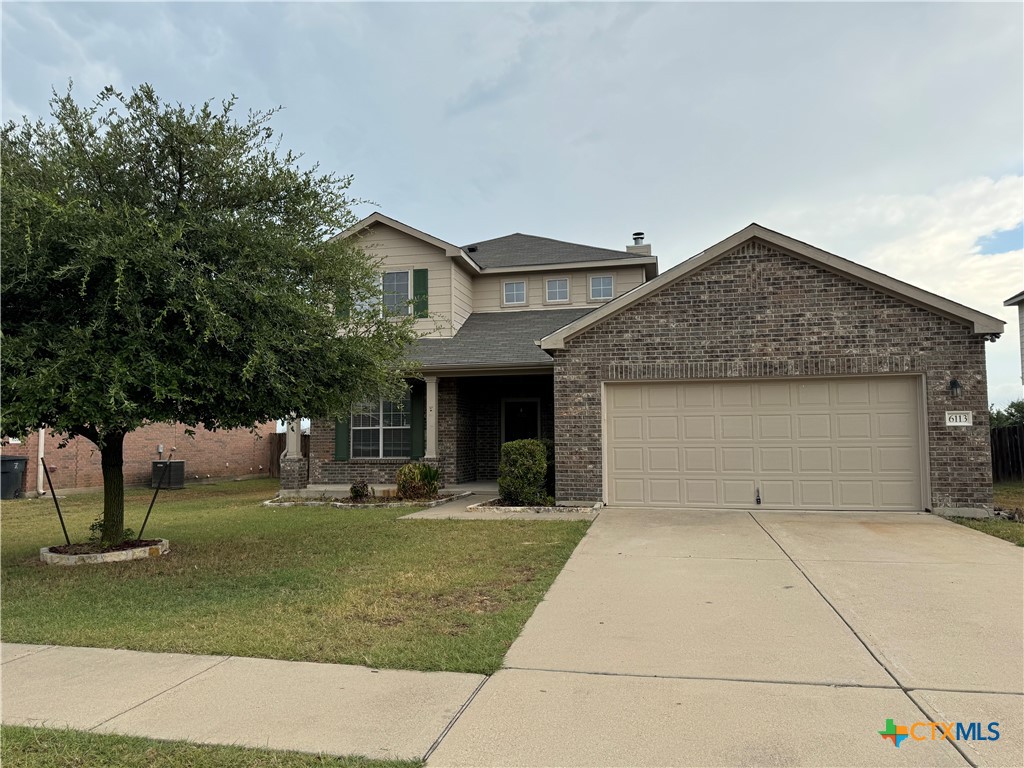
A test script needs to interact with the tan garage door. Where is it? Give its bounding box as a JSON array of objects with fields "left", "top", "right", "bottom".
[{"left": 605, "top": 377, "right": 923, "bottom": 510}]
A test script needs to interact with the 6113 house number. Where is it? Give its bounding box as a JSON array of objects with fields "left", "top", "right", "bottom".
[{"left": 945, "top": 411, "right": 973, "bottom": 427}]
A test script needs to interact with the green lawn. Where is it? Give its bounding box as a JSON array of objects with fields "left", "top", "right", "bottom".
[
  {"left": 1, "top": 479, "right": 588, "bottom": 674},
  {"left": 0, "top": 726, "right": 419, "bottom": 768}
]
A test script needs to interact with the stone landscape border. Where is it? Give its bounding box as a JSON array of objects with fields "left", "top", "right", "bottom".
[
  {"left": 262, "top": 491, "right": 473, "bottom": 510},
  {"left": 40, "top": 539, "right": 170, "bottom": 566},
  {"left": 466, "top": 498, "right": 599, "bottom": 514}
]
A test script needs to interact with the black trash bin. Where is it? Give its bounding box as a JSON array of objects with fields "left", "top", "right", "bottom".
[{"left": 1, "top": 456, "right": 29, "bottom": 500}]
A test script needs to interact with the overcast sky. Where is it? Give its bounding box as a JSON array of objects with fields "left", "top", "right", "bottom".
[{"left": 4, "top": 1, "right": 1022, "bottom": 405}]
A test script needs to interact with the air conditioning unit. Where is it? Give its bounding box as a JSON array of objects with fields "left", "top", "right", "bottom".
[{"left": 152, "top": 460, "right": 185, "bottom": 489}]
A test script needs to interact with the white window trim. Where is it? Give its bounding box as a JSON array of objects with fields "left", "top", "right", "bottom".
[
  {"left": 382, "top": 269, "right": 413, "bottom": 316},
  {"left": 501, "top": 278, "right": 528, "bottom": 307},
  {"left": 588, "top": 273, "right": 615, "bottom": 302},
  {"left": 543, "top": 275, "right": 571, "bottom": 305},
  {"left": 351, "top": 397, "right": 411, "bottom": 459}
]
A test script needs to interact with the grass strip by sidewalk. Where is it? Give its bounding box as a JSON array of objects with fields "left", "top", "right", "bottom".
[
  {"left": 1, "top": 479, "right": 589, "bottom": 674},
  {"left": 948, "top": 517, "right": 1024, "bottom": 546},
  {"left": 0, "top": 725, "right": 420, "bottom": 768}
]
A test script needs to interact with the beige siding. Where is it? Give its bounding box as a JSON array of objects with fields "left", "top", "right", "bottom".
[
  {"left": 452, "top": 263, "right": 474, "bottom": 332},
  {"left": 472, "top": 266, "right": 647, "bottom": 312},
  {"left": 356, "top": 224, "right": 454, "bottom": 338}
]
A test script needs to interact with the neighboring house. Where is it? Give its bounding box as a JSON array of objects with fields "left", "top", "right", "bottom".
[
  {"left": 283, "top": 213, "right": 1004, "bottom": 515},
  {"left": 1004, "top": 289, "right": 1024, "bottom": 388},
  {"left": 2, "top": 423, "right": 276, "bottom": 496}
]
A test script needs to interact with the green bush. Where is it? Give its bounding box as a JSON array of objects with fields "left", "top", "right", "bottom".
[
  {"left": 538, "top": 437, "right": 556, "bottom": 495},
  {"left": 396, "top": 462, "right": 441, "bottom": 499},
  {"left": 349, "top": 480, "right": 370, "bottom": 501},
  {"left": 498, "top": 439, "right": 548, "bottom": 506}
]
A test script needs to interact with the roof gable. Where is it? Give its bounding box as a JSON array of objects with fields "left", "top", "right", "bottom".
[
  {"left": 337, "top": 213, "right": 481, "bottom": 273},
  {"left": 541, "top": 223, "right": 1005, "bottom": 349}
]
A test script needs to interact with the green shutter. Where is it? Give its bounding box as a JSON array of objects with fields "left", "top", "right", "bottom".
[
  {"left": 412, "top": 269, "right": 429, "bottom": 318},
  {"left": 410, "top": 382, "right": 425, "bottom": 459},
  {"left": 334, "top": 416, "right": 350, "bottom": 460}
]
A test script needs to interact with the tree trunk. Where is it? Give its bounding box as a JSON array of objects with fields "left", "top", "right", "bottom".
[{"left": 100, "top": 431, "right": 126, "bottom": 546}]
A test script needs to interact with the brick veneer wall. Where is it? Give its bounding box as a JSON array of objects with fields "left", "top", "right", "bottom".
[
  {"left": 552, "top": 240, "right": 993, "bottom": 510},
  {"left": 1, "top": 423, "right": 275, "bottom": 495}
]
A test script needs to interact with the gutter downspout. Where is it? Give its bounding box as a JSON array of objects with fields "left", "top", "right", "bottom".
[{"left": 36, "top": 428, "right": 45, "bottom": 496}]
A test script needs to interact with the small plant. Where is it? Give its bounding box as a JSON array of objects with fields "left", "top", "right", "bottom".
[
  {"left": 498, "top": 439, "right": 548, "bottom": 506},
  {"left": 396, "top": 462, "right": 442, "bottom": 499},
  {"left": 349, "top": 480, "right": 370, "bottom": 501},
  {"left": 396, "top": 463, "right": 427, "bottom": 499},
  {"left": 419, "top": 464, "right": 441, "bottom": 497},
  {"left": 87, "top": 518, "right": 137, "bottom": 549}
]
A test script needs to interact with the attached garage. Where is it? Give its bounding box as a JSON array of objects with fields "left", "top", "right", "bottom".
[
  {"left": 544, "top": 224, "right": 1004, "bottom": 515},
  {"left": 604, "top": 377, "right": 924, "bottom": 510}
]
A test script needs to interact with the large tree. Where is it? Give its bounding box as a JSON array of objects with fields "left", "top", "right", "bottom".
[{"left": 2, "top": 84, "right": 415, "bottom": 545}]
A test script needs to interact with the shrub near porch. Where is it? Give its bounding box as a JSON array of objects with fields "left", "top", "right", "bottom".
[{"left": 1, "top": 480, "right": 589, "bottom": 674}]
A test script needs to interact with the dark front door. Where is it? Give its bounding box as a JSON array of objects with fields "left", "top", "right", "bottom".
[{"left": 503, "top": 400, "right": 540, "bottom": 442}]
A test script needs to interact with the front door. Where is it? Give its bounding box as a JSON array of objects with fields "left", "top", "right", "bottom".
[{"left": 503, "top": 399, "right": 540, "bottom": 443}]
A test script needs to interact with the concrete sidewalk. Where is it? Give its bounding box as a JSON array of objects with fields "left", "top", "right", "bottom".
[{"left": 1, "top": 643, "right": 483, "bottom": 761}]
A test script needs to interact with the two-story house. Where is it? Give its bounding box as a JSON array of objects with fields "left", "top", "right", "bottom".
[{"left": 286, "top": 212, "right": 1004, "bottom": 516}]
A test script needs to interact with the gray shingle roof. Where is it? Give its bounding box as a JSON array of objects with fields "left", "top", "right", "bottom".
[
  {"left": 463, "top": 233, "right": 647, "bottom": 270},
  {"left": 412, "top": 308, "right": 594, "bottom": 369}
]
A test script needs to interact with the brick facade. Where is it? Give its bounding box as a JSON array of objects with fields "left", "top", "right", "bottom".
[
  {"left": 306, "top": 374, "right": 554, "bottom": 488},
  {"left": 1, "top": 422, "right": 276, "bottom": 496},
  {"left": 553, "top": 240, "right": 993, "bottom": 511}
]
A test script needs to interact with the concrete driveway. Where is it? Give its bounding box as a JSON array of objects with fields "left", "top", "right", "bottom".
[{"left": 429, "top": 509, "right": 1023, "bottom": 767}]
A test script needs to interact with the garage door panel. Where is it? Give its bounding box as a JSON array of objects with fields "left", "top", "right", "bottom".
[
  {"left": 837, "top": 413, "right": 872, "bottom": 439},
  {"left": 611, "top": 447, "right": 643, "bottom": 472},
  {"left": 606, "top": 377, "right": 922, "bottom": 510},
  {"left": 648, "top": 418, "right": 679, "bottom": 440},
  {"left": 838, "top": 481, "right": 875, "bottom": 507},
  {"left": 836, "top": 447, "right": 872, "bottom": 473},
  {"left": 799, "top": 481, "right": 834, "bottom": 507},
  {"left": 648, "top": 448, "right": 680, "bottom": 472},
  {"left": 796, "top": 414, "right": 831, "bottom": 439},
  {"left": 684, "top": 479, "right": 718, "bottom": 505},
  {"left": 684, "top": 447, "right": 716, "bottom": 471},
  {"left": 721, "top": 415, "right": 754, "bottom": 439},
  {"left": 761, "top": 480, "right": 795, "bottom": 506},
  {"left": 760, "top": 447, "right": 793, "bottom": 473},
  {"left": 758, "top": 414, "right": 792, "bottom": 439},
  {"left": 683, "top": 416, "right": 715, "bottom": 439},
  {"left": 649, "top": 479, "right": 682, "bottom": 504},
  {"left": 610, "top": 416, "right": 643, "bottom": 440},
  {"left": 798, "top": 447, "right": 833, "bottom": 472}
]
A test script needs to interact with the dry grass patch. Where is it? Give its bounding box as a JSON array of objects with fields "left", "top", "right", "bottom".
[{"left": 1, "top": 480, "right": 589, "bottom": 674}]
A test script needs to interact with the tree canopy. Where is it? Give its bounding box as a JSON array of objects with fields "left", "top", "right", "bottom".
[
  {"left": 991, "top": 400, "right": 1024, "bottom": 429},
  {"left": 1, "top": 83, "right": 416, "bottom": 543}
]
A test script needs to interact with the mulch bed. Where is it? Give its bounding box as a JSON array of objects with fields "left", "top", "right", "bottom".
[{"left": 48, "top": 539, "right": 163, "bottom": 556}]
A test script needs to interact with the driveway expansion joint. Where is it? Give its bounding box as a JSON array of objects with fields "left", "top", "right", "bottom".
[
  {"left": 422, "top": 675, "right": 489, "bottom": 762},
  {"left": 749, "top": 511, "right": 981, "bottom": 768}
]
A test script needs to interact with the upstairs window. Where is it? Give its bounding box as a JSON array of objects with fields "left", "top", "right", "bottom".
[
  {"left": 382, "top": 271, "right": 411, "bottom": 315},
  {"left": 503, "top": 280, "right": 527, "bottom": 305},
  {"left": 351, "top": 392, "right": 412, "bottom": 458},
  {"left": 546, "top": 278, "right": 569, "bottom": 303},
  {"left": 590, "top": 275, "right": 614, "bottom": 301}
]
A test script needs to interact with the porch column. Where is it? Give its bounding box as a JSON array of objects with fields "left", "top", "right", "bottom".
[
  {"left": 425, "top": 376, "right": 439, "bottom": 459},
  {"left": 283, "top": 417, "right": 302, "bottom": 459}
]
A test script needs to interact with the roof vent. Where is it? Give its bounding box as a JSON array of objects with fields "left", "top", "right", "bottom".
[
  {"left": 632, "top": 232, "right": 645, "bottom": 245},
  {"left": 467, "top": 245, "right": 478, "bottom": 253}
]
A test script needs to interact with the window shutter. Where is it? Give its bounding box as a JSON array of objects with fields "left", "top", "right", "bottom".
[
  {"left": 412, "top": 269, "right": 429, "bottom": 318},
  {"left": 410, "top": 383, "right": 425, "bottom": 459},
  {"left": 334, "top": 417, "right": 350, "bottom": 461}
]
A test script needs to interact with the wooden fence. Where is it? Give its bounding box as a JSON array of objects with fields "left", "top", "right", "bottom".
[
  {"left": 992, "top": 425, "right": 1024, "bottom": 483},
  {"left": 267, "top": 433, "right": 310, "bottom": 479}
]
